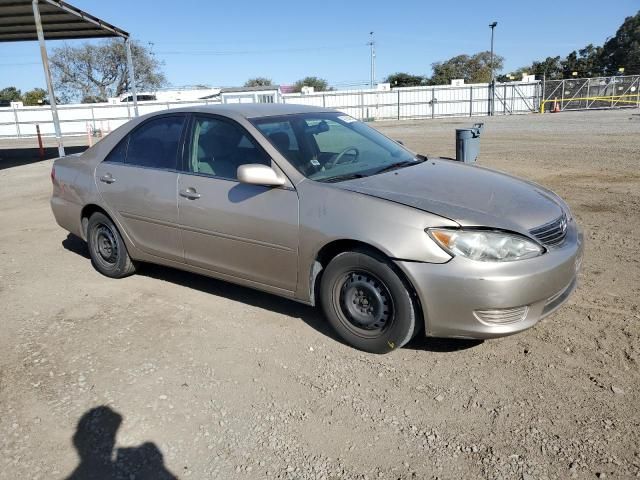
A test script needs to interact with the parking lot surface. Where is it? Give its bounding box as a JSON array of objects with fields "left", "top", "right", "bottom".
[{"left": 1, "top": 109, "right": 639, "bottom": 479}]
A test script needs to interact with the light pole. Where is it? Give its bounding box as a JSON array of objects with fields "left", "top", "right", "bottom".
[
  {"left": 488, "top": 21, "right": 498, "bottom": 115},
  {"left": 368, "top": 31, "right": 376, "bottom": 89}
]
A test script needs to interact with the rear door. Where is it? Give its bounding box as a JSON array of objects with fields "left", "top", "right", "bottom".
[
  {"left": 177, "top": 114, "right": 299, "bottom": 292},
  {"left": 95, "top": 114, "right": 186, "bottom": 262}
]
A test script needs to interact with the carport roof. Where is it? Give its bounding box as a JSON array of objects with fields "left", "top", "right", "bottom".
[{"left": 0, "top": 0, "right": 129, "bottom": 42}]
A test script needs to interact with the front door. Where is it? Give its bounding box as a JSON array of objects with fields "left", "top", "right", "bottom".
[
  {"left": 95, "top": 114, "right": 186, "bottom": 262},
  {"left": 177, "top": 115, "right": 299, "bottom": 292}
]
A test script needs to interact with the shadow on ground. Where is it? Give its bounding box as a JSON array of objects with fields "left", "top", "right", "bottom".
[
  {"left": 65, "top": 406, "right": 176, "bottom": 480},
  {"left": 0, "top": 146, "right": 88, "bottom": 170},
  {"left": 63, "top": 233, "right": 482, "bottom": 354}
]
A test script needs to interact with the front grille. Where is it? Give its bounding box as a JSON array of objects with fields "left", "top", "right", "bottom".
[
  {"left": 530, "top": 213, "right": 568, "bottom": 247},
  {"left": 474, "top": 306, "right": 529, "bottom": 325}
]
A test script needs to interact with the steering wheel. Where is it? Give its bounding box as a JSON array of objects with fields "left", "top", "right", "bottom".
[{"left": 326, "top": 146, "right": 360, "bottom": 169}]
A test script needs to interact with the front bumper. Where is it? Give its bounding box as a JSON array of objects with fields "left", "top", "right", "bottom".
[{"left": 396, "top": 223, "right": 584, "bottom": 339}]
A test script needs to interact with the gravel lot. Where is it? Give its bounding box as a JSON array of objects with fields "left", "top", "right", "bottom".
[{"left": 1, "top": 109, "right": 639, "bottom": 479}]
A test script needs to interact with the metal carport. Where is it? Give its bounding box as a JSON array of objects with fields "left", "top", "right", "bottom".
[{"left": 0, "top": 0, "right": 139, "bottom": 156}]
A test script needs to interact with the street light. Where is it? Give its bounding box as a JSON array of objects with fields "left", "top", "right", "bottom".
[
  {"left": 367, "top": 31, "right": 376, "bottom": 89},
  {"left": 488, "top": 21, "right": 498, "bottom": 116}
]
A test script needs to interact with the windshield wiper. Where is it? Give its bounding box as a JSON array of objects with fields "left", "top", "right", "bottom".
[
  {"left": 321, "top": 173, "right": 367, "bottom": 183},
  {"left": 373, "top": 157, "right": 425, "bottom": 175}
]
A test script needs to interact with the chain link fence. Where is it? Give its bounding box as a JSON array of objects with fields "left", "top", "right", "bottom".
[{"left": 542, "top": 75, "right": 640, "bottom": 112}]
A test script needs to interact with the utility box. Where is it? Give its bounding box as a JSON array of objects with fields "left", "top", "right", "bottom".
[{"left": 455, "top": 123, "right": 484, "bottom": 163}]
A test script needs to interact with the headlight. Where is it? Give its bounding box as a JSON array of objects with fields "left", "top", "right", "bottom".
[{"left": 428, "top": 229, "right": 543, "bottom": 262}]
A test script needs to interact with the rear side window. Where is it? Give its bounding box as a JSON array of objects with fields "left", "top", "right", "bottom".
[
  {"left": 104, "top": 136, "right": 128, "bottom": 163},
  {"left": 126, "top": 116, "right": 185, "bottom": 169}
]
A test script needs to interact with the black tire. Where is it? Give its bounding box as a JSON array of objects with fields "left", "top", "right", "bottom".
[
  {"left": 320, "top": 250, "right": 419, "bottom": 354},
  {"left": 87, "top": 212, "right": 136, "bottom": 278}
]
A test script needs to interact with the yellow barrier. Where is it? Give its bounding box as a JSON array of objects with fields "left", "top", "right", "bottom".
[{"left": 540, "top": 94, "right": 640, "bottom": 113}]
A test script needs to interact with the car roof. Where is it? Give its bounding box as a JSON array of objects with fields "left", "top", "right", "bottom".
[{"left": 160, "top": 103, "right": 338, "bottom": 119}]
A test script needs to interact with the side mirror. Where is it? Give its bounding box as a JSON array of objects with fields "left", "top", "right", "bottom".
[{"left": 237, "top": 164, "right": 285, "bottom": 187}]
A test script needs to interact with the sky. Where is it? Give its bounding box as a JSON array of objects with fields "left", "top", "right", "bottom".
[{"left": 1, "top": 0, "right": 638, "bottom": 92}]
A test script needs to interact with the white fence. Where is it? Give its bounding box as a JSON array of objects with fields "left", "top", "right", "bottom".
[
  {"left": 0, "top": 99, "right": 223, "bottom": 138},
  {"left": 283, "top": 81, "right": 541, "bottom": 121},
  {"left": 0, "top": 80, "right": 540, "bottom": 138}
]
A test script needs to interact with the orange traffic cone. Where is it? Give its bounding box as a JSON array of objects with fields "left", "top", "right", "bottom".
[{"left": 552, "top": 98, "right": 561, "bottom": 113}]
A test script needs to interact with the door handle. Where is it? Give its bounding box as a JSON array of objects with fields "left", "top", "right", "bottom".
[
  {"left": 99, "top": 173, "right": 115, "bottom": 184},
  {"left": 179, "top": 188, "right": 201, "bottom": 200}
]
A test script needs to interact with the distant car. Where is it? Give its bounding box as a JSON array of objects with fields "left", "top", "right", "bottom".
[{"left": 51, "top": 104, "right": 583, "bottom": 353}]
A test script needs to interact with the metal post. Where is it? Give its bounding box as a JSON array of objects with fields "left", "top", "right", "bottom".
[
  {"left": 431, "top": 88, "right": 435, "bottom": 119},
  {"left": 125, "top": 38, "right": 139, "bottom": 117},
  {"left": 36, "top": 124, "right": 45, "bottom": 160},
  {"left": 610, "top": 77, "right": 615, "bottom": 108},
  {"left": 12, "top": 107, "right": 21, "bottom": 137},
  {"left": 489, "top": 22, "right": 498, "bottom": 116},
  {"left": 32, "top": 0, "right": 64, "bottom": 157},
  {"left": 503, "top": 84, "right": 507, "bottom": 114}
]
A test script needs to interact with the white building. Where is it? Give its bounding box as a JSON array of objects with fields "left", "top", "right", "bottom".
[
  {"left": 113, "top": 86, "right": 221, "bottom": 104},
  {"left": 220, "top": 86, "right": 281, "bottom": 104}
]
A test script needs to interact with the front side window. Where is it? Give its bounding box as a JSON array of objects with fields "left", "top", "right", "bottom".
[
  {"left": 252, "top": 113, "right": 420, "bottom": 182},
  {"left": 126, "top": 116, "right": 185, "bottom": 169},
  {"left": 186, "top": 116, "right": 271, "bottom": 180}
]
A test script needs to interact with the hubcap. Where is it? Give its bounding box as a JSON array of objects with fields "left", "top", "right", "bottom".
[
  {"left": 95, "top": 225, "right": 118, "bottom": 264},
  {"left": 339, "top": 271, "right": 393, "bottom": 332}
]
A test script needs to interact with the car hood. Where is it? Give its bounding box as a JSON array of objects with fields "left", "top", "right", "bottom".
[{"left": 332, "top": 158, "right": 563, "bottom": 234}]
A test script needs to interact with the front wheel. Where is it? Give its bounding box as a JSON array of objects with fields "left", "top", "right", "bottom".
[
  {"left": 87, "top": 212, "right": 136, "bottom": 278},
  {"left": 320, "top": 250, "right": 419, "bottom": 353}
]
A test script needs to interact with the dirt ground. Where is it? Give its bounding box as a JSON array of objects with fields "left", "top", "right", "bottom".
[{"left": 1, "top": 109, "right": 639, "bottom": 480}]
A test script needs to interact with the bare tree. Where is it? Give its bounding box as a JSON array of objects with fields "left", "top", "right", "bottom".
[{"left": 49, "top": 39, "right": 167, "bottom": 103}]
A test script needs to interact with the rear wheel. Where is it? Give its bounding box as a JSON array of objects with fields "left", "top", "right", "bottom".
[
  {"left": 320, "top": 250, "right": 419, "bottom": 353},
  {"left": 87, "top": 212, "right": 136, "bottom": 278}
]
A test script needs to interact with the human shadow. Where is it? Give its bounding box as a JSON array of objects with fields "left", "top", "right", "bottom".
[
  {"left": 65, "top": 406, "right": 177, "bottom": 480},
  {"left": 62, "top": 233, "right": 483, "bottom": 353}
]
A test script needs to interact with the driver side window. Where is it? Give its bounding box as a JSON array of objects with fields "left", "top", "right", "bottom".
[{"left": 187, "top": 116, "right": 271, "bottom": 180}]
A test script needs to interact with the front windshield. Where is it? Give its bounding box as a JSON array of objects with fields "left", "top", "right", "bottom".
[{"left": 252, "top": 112, "right": 421, "bottom": 182}]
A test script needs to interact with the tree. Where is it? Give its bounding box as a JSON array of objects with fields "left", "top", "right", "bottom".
[
  {"left": 601, "top": 11, "right": 640, "bottom": 75},
  {"left": 498, "top": 56, "right": 563, "bottom": 82},
  {"left": 428, "top": 51, "right": 504, "bottom": 85},
  {"left": 0, "top": 86, "right": 22, "bottom": 102},
  {"left": 244, "top": 77, "right": 273, "bottom": 87},
  {"left": 560, "top": 45, "right": 604, "bottom": 78},
  {"left": 506, "top": 11, "right": 639, "bottom": 79},
  {"left": 22, "top": 88, "right": 47, "bottom": 106},
  {"left": 293, "top": 76, "right": 329, "bottom": 92},
  {"left": 384, "top": 72, "right": 425, "bottom": 87},
  {"left": 49, "top": 39, "right": 167, "bottom": 103}
]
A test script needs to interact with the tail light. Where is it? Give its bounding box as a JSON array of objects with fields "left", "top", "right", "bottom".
[{"left": 50, "top": 165, "right": 56, "bottom": 183}]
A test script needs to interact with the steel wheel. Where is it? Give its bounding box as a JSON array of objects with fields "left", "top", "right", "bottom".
[
  {"left": 334, "top": 269, "right": 395, "bottom": 338},
  {"left": 94, "top": 224, "right": 119, "bottom": 266},
  {"left": 87, "top": 212, "right": 136, "bottom": 278}
]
